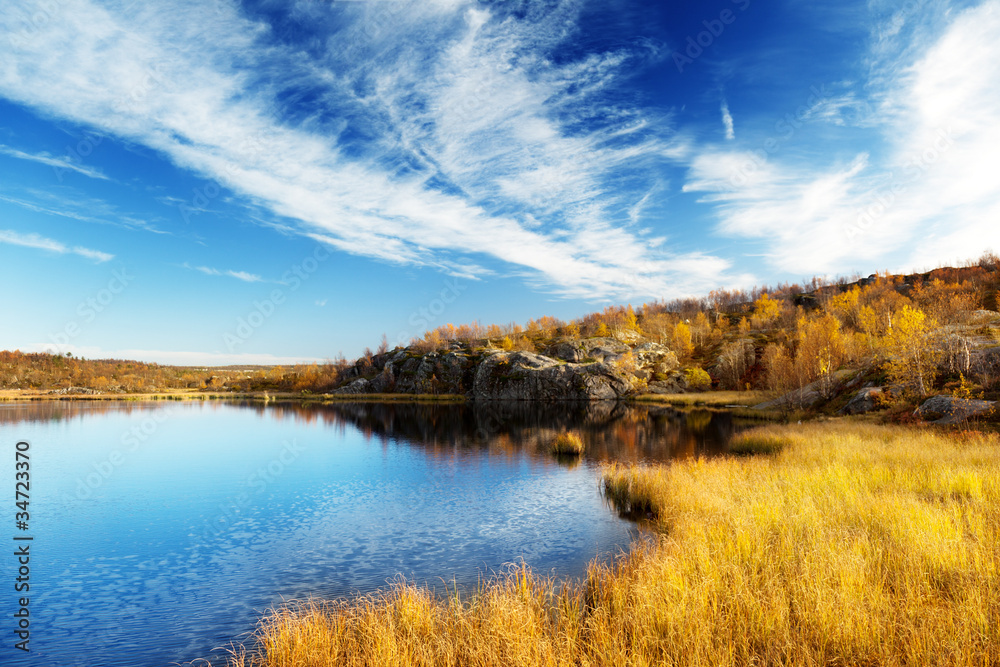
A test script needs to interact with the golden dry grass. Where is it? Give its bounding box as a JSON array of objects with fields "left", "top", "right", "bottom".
[
  {"left": 633, "top": 390, "right": 772, "bottom": 407},
  {"left": 551, "top": 431, "right": 585, "bottom": 455},
  {"left": 230, "top": 422, "right": 1000, "bottom": 667}
]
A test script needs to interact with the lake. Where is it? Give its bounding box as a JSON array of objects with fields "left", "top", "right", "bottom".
[{"left": 0, "top": 400, "right": 740, "bottom": 666}]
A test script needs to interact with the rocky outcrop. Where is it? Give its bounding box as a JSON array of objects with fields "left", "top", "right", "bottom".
[
  {"left": 545, "top": 337, "right": 629, "bottom": 363},
  {"left": 839, "top": 386, "right": 884, "bottom": 415},
  {"left": 633, "top": 342, "right": 679, "bottom": 374},
  {"left": 471, "top": 351, "right": 633, "bottom": 401},
  {"left": 914, "top": 395, "right": 997, "bottom": 424},
  {"left": 46, "top": 386, "right": 102, "bottom": 395},
  {"left": 332, "top": 378, "right": 373, "bottom": 394}
]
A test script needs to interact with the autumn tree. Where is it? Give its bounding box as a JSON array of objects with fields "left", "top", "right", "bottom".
[
  {"left": 793, "top": 313, "right": 846, "bottom": 399},
  {"left": 762, "top": 343, "right": 795, "bottom": 395},
  {"left": 717, "top": 339, "right": 755, "bottom": 390},
  {"left": 751, "top": 293, "right": 782, "bottom": 328},
  {"left": 880, "top": 305, "right": 940, "bottom": 396},
  {"left": 671, "top": 321, "right": 694, "bottom": 359}
]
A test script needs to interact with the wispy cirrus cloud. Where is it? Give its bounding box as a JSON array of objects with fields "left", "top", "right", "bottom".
[
  {"left": 182, "top": 263, "right": 263, "bottom": 283},
  {"left": 720, "top": 100, "right": 735, "bottom": 140},
  {"left": 0, "top": 228, "right": 113, "bottom": 262},
  {"left": 0, "top": 144, "right": 109, "bottom": 180},
  {"left": 683, "top": 0, "right": 1000, "bottom": 274},
  {"left": 0, "top": 0, "right": 730, "bottom": 301},
  {"left": 0, "top": 189, "right": 166, "bottom": 234}
]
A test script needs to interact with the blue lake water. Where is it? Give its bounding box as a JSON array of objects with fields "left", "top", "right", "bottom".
[{"left": 0, "top": 400, "right": 739, "bottom": 666}]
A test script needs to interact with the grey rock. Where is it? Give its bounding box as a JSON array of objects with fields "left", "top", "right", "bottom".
[
  {"left": 547, "top": 342, "right": 583, "bottom": 363},
  {"left": 914, "top": 395, "right": 996, "bottom": 424},
  {"left": 333, "top": 378, "right": 373, "bottom": 394},
  {"left": 470, "top": 351, "right": 632, "bottom": 401},
  {"left": 840, "top": 386, "right": 883, "bottom": 415}
]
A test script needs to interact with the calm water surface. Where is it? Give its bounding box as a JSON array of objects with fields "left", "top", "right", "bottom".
[{"left": 0, "top": 400, "right": 739, "bottom": 666}]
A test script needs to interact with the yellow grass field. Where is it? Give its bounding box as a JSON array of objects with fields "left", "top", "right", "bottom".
[{"left": 230, "top": 421, "right": 1000, "bottom": 667}]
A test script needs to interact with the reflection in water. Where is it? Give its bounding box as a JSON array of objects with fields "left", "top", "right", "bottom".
[
  {"left": 230, "top": 400, "right": 741, "bottom": 464},
  {"left": 0, "top": 399, "right": 740, "bottom": 667}
]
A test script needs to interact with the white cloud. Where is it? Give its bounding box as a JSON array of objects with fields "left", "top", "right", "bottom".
[
  {"left": 720, "top": 100, "right": 735, "bottom": 140},
  {"left": 185, "top": 264, "right": 263, "bottom": 282},
  {"left": 0, "top": 0, "right": 729, "bottom": 301},
  {"left": 0, "top": 144, "right": 109, "bottom": 180},
  {"left": 0, "top": 229, "right": 113, "bottom": 262},
  {"left": 684, "top": 0, "right": 1000, "bottom": 275}
]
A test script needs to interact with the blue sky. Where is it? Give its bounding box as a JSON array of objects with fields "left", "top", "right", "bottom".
[{"left": 1, "top": 0, "right": 998, "bottom": 365}]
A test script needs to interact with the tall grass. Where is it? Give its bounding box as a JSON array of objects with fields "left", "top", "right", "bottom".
[
  {"left": 230, "top": 422, "right": 1000, "bottom": 667},
  {"left": 550, "top": 431, "right": 585, "bottom": 455}
]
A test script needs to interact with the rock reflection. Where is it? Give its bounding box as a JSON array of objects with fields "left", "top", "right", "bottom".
[{"left": 247, "top": 400, "right": 740, "bottom": 464}]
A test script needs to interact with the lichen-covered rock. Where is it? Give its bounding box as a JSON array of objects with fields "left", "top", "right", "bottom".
[
  {"left": 471, "top": 351, "right": 632, "bottom": 401},
  {"left": 632, "top": 342, "right": 679, "bottom": 373},
  {"left": 914, "top": 395, "right": 996, "bottom": 424},
  {"left": 332, "top": 378, "right": 373, "bottom": 394},
  {"left": 839, "top": 386, "right": 884, "bottom": 415}
]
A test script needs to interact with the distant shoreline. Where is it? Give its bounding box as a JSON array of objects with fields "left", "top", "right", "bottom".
[{"left": 0, "top": 389, "right": 466, "bottom": 403}]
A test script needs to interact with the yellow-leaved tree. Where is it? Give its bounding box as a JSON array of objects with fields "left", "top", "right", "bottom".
[
  {"left": 794, "top": 313, "right": 846, "bottom": 399},
  {"left": 672, "top": 321, "right": 694, "bottom": 359},
  {"left": 880, "top": 305, "right": 940, "bottom": 396},
  {"left": 751, "top": 293, "right": 782, "bottom": 328}
]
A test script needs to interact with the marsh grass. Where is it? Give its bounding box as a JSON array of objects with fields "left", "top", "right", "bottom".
[
  {"left": 230, "top": 422, "right": 1000, "bottom": 667},
  {"left": 550, "top": 432, "right": 585, "bottom": 455},
  {"left": 633, "top": 390, "right": 771, "bottom": 407},
  {"left": 727, "top": 424, "right": 805, "bottom": 454}
]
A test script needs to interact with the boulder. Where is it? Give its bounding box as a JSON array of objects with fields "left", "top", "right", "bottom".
[
  {"left": 470, "top": 351, "right": 632, "bottom": 401},
  {"left": 332, "top": 378, "right": 373, "bottom": 394},
  {"left": 914, "top": 395, "right": 996, "bottom": 424},
  {"left": 632, "top": 342, "right": 679, "bottom": 372},
  {"left": 839, "top": 386, "right": 883, "bottom": 415},
  {"left": 646, "top": 371, "right": 689, "bottom": 394},
  {"left": 546, "top": 341, "right": 583, "bottom": 363}
]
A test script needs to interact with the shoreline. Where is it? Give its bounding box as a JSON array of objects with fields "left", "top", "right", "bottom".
[{"left": 0, "top": 389, "right": 467, "bottom": 403}]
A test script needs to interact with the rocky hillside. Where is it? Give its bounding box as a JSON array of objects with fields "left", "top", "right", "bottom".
[{"left": 332, "top": 337, "right": 688, "bottom": 400}]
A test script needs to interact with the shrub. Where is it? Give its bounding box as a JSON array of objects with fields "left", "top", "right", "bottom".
[{"left": 684, "top": 367, "right": 712, "bottom": 390}]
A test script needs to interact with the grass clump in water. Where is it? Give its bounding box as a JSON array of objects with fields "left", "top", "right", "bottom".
[{"left": 550, "top": 431, "right": 584, "bottom": 455}]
